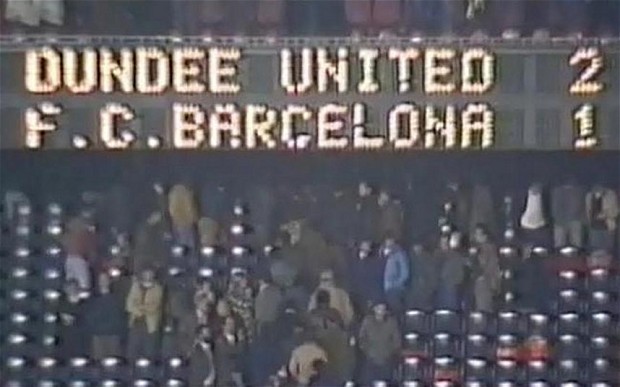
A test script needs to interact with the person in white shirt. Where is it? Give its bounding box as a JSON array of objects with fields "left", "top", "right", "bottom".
[
  {"left": 520, "top": 184, "right": 550, "bottom": 248},
  {"left": 65, "top": 254, "right": 91, "bottom": 290}
]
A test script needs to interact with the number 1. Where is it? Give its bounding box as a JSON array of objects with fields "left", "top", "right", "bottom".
[{"left": 573, "top": 104, "right": 598, "bottom": 149}]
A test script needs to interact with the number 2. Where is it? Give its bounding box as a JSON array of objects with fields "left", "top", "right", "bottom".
[{"left": 569, "top": 47, "right": 605, "bottom": 95}]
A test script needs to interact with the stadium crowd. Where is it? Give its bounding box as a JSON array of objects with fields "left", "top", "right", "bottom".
[
  {"left": 2, "top": 180, "right": 619, "bottom": 385},
  {"left": 1, "top": 0, "right": 619, "bottom": 37}
]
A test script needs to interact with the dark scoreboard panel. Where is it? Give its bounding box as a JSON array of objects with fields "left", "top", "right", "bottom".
[{"left": 0, "top": 37, "right": 618, "bottom": 150}]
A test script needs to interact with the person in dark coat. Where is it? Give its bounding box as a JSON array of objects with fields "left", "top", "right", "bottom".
[
  {"left": 514, "top": 249, "right": 552, "bottom": 312},
  {"left": 309, "top": 290, "right": 355, "bottom": 385},
  {"left": 87, "top": 271, "right": 125, "bottom": 360},
  {"left": 469, "top": 183, "right": 496, "bottom": 238},
  {"left": 377, "top": 189, "right": 405, "bottom": 242},
  {"left": 189, "top": 325, "right": 216, "bottom": 387},
  {"left": 471, "top": 225, "right": 501, "bottom": 312},
  {"left": 214, "top": 315, "right": 247, "bottom": 386},
  {"left": 586, "top": 185, "right": 619, "bottom": 252},
  {"left": 255, "top": 275, "right": 284, "bottom": 336},
  {"left": 436, "top": 232, "right": 468, "bottom": 310},
  {"left": 358, "top": 302, "right": 401, "bottom": 384},
  {"left": 407, "top": 242, "right": 439, "bottom": 310},
  {"left": 354, "top": 181, "right": 379, "bottom": 241},
  {"left": 58, "top": 279, "right": 89, "bottom": 358},
  {"left": 551, "top": 180, "right": 585, "bottom": 248},
  {"left": 443, "top": 182, "right": 471, "bottom": 235},
  {"left": 349, "top": 240, "right": 385, "bottom": 316}
]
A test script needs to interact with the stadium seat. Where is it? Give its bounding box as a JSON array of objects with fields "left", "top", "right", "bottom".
[
  {"left": 557, "top": 312, "right": 583, "bottom": 335},
  {"left": 404, "top": 332, "right": 428, "bottom": 357},
  {"left": 497, "top": 311, "right": 523, "bottom": 336},
  {"left": 466, "top": 312, "right": 495, "bottom": 336},
  {"left": 588, "top": 358, "right": 615, "bottom": 383},
  {"left": 433, "top": 356, "right": 460, "bottom": 383},
  {"left": 495, "top": 359, "right": 524, "bottom": 384},
  {"left": 526, "top": 359, "right": 553, "bottom": 383},
  {"left": 433, "top": 310, "right": 462, "bottom": 335},
  {"left": 556, "top": 358, "right": 585, "bottom": 384},
  {"left": 464, "top": 334, "right": 493, "bottom": 359},
  {"left": 527, "top": 313, "right": 554, "bottom": 337},
  {"left": 405, "top": 309, "right": 429, "bottom": 335},
  {"left": 555, "top": 289, "right": 583, "bottom": 314},
  {"left": 588, "top": 312, "right": 615, "bottom": 336},
  {"left": 556, "top": 334, "right": 587, "bottom": 360},
  {"left": 432, "top": 333, "right": 461, "bottom": 358},
  {"left": 402, "top": 355, "right": 429, "bottom": 384},
  {"left": 464, "top": 357, "right": 492, "bottom": 384}
]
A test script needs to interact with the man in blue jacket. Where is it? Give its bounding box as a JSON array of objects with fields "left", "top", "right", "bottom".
[{"left": 382, "top": 235, "right": 410, "bottom": 316}]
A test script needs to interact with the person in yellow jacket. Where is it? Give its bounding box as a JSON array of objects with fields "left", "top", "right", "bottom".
[{"left": 126, "top": 268, "right": 163, "bottom": 359}]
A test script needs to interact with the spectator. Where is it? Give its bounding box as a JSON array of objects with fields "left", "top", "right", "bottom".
[
  {"left": 63, "top": 217, "right": 95, "bottom": 290},
  {"left": 407, "top": 242, "right": 439, "bottom": 310},
  {"left": 164, "top": 286, "right": 198, "bottom": 357},
  {"left": 469, "top": 183, "right": 496, "bottom": 238},
  {"left": 86, "top": 271, "right": 124, "bottom": 360},
  {"left": 514, "top": 248, "right": 552, "bottom": 312},
  {"left": 586, "top": 185, "right": 618, "bottom": 252},
  {"left": 358, "top": 302, "right": 401, "bottom": 384},
  {"left": 354, "top": 182, "right": 379, "bottom": 241},
  {"left": 309, "top": 291, "right": 355, "bottom": 385},
  {"left": 308, "top": 270, "right": 355, "bottom": 328},
  {"left": 189, "top": 325, "right": 217, "bottom": 387},
  {"left": 4, "top": 0, "right": 63, "bottom": 29},
  {"left": 309, "top": 289, "right": 345, "bottom": 330},
  {"left": 194, "top": 278, "right": 217, "bottom": 325},
  {"left": 377, "top": 189, "right": 404, "bottom": 241},
  {"left": 436, "top": 232, "right": 467, "bottom": 310},
  {"left": 126, "top": 268, "right": 163, "bottom": 359},
  {"left": 382, "top": 236, "right": 410, "bottom": 315},
  {"left": 349, "top": 240, "right": 385, "bottom": 315},
  {"left": 551, "top": 180, "right": 585, "bottom": 249},
  {"left": 226, "top": 270, "right": 255, "bottom": 341},
  {"left": 270, "top": 247, "right": 298, "bottom": 289},
  {"left": 133, "top": 212, "right": 169, "bottom": 273},
  {"left": 254, "top": 275, "right": 284, "bottom": 336},
  {"left": 58, "top": 279, "right": 89, "bottom": 358},
  {"left": 215, "top": 315, "right": 247, "bottom": 387},
  {"left": 198, "top": 216, "right": 221, "bottom": 248},
  {"left": 168, "top": 184, "right": 199, "bottom": 249},
  {"left": 249, "top": 185, "right": 276, "bottom": 246},
  {"left": 288, "top": 333, "right": 328, "bottom": 386},
  {"left": 443, "top": 182, "right": 471, "bottom": 235},
  {"left": 281, "top": 219, "right": 347, "bottom": 289},
  {"left": 64, "top": 248, "right": 91, "bottom": 291},
  {"left": 520, "top": 184, "right": 549, "bottom": 248},
  {"left": 471, "top": 225, "right": 501, "bottom": 312}
]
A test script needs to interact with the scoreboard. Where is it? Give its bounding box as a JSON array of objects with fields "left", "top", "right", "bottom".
[{"left": 0, "top": 37, "right": 618, "bottom": 150}]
